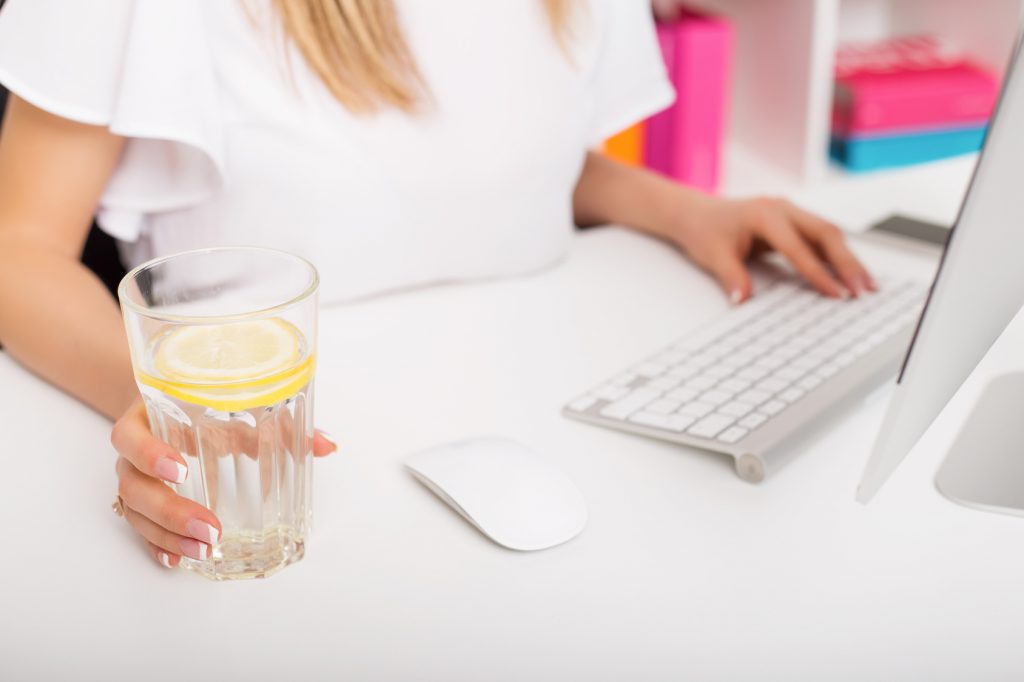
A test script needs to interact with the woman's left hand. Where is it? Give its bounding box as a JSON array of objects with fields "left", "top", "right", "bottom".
[{"left": 665, "top": 194, "right": 876, "bottom": 303}]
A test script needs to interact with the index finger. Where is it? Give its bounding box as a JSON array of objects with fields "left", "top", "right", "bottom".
[
  {"left": 111, "top": 402, "right": 188, "bottom": 484},
  {"left": 787, "top": 204, "right": 876, "bottom": 294},
  {"left": 757, "top": 214, "right": 846, "bottom": 298}
]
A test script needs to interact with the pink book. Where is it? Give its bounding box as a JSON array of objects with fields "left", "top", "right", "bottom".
[
  {"left": 644, "top": 23, "right": 678, "bottom": 177},
  {"left": 644, "top": 12, "right": 733, "bottom": 193},
  {"left": 832, "top": 35, "right": 999, "bottom": 136}
]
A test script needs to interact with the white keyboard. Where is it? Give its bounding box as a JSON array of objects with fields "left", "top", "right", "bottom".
[{"left": 563, "top": 275, "right": 929, "bottom": 482}]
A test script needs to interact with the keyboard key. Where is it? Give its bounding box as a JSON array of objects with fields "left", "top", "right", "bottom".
[
  {"left": 720, "top": 352, "right": 755, "bottom": 368},
  {"left": 816, "top": 363, "right": 840, "bottom": 379},
  {"left": 717, "top": 426, "right": 749, "bottom": 444},
  {"left": 700, "top": 389, "right": 733, "bottom": 406},
  {"left": 773, "top": 366, "right": 806, "bottom": 382},
  {"left": 756, "top": 377, "right": 789, "bottom": 393},
  {"left": 666, "top": 364, "right": 700, "bottom": 381},
  {"left": 689, "top": 354, "right": 717, "bottom": 369},
  {"left": 760, "top": 400, "right": 787, "bottom": 416},
  {"left": 611, "top": 372, "right": 637, "bottom": 386},
  {"left": 788, "top": 335, "right": 817, "bottom": 350},
  {"left": 646, "top": 398, "right": 681, "bottom": 414},
  {"left": 866, "top": 331, "right": 887, "bottom": 347},
  {"left": 647, "top": 376, "right": 681, "bottom": 391},
  {"left": 834, "top": 352, "right": 857, "bottom": 368},
  {"left": 679, "top": 401, "right": 715, "bottom": 418},
  {"left": 593, "top": 385, "right": 629, "bottom": 402},
  {"left": 738, "top": 389, "right": 772, "bottom": 406},
  {"left": 568, "top": 395, "right": 597, "bottom": 412},
  {"left": 684, "top": 376, "right": 717, "bottom": 391},
  {"left": 755, "top": 354, "right": 787, "bottom": 370},
  {"left": 779, "top": 387, "right": 805, "bottom": 403},
  {"left": 797, "top": 375, "right": 822, "bottom": 391},
  {"left": 718, "top": 378, "right": 752, "bottom": 393},
  {"left": 719, "top": 401, "right": 754, "bottom": 417},
  {"left": 744, "top": 341, "right": 773, "bottom": 357},
  {"left": 653, "top": 351, "right": 686, "bottom": 366},
  {"left": 738, "top": 413, "right": 767, "bottom": 430},
  {"left": 600, "top": 388, "right": 661, "bottom": 419},
  {"left": 880, "top": 321, "right": 904, "bottom": 337},
  {"left": 666, "top": 414, "right": 697, "bottom": 432},
  {"left": 791, "top": 355, "right": 822, "bottom": 371},
  {"left": 736, "top": 366, "right": 770, "bottom": 382},
  {"left": 806, "top": 346, "right": 835, "bottom": 362},
  {"left": 666, "top": 386, "right": 699, "bottom": 402},
  {"left": 629, "top": 411, "right": 671, "bottom": 429},
  {"left": 634, "top": 363, "right": 666, "bottom": 378},
  {"left": 703, "top": 365, "right": 734, "bottom": 379},
  {"left": 774, "top": 344, "right": 803, "bottom": 360},
  {"left": 687, "top": 414, "right": 736, "bottom": 439},
  {"left": 631, "top": 411, "right": 696, "bottom": 433},
  {"left": 851, "top": 341, "right": 873, "bottom": 357}
]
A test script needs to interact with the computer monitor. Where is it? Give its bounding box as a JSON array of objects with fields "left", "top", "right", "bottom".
[{"left": 857, "top": 28, "right": 1024, "bottom": 505}]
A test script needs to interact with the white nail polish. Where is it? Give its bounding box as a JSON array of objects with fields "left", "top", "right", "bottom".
[
  {"left": 197, "top": 543, "right": 208, "bottom": 561},
  {"left": 319, "top": 430, "right": 338, "bottom": 448},
  {"left": 186, "top": 519, "right": 220, "bottom": 545},
  {"left": 159, "top": 552, "right": 172, "bottom": 568},
  {"left": 173, "top": 462, "right": 188, "bottom": 484}
]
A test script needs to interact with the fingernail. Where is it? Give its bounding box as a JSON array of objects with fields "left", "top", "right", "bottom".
[
  {"left": 158, "top": 552, "right": 173, "bottom": 569},
  {"left": 186, "top": 519, "right": 220, "bottom": 545},
  {"left": 155, "top": 458, "right": 187, "bottom": 484},
  {"left": 319, "top": 430, "right": 339, "bottom": 452},
  {"left": 729, "top": 289, "right": 743, "bottom": 305},
  {"left": 179, "top": 538, "right": 209, "bottom": 561}
]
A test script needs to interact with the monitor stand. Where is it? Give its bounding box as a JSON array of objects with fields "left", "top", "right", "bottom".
[{"left": 935, "top": 372, "right": 1024, "bottom": 518}]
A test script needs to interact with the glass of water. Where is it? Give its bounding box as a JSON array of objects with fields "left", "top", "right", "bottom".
[{"left": 118, "top": 247, "right": 319, "bottom": 580}]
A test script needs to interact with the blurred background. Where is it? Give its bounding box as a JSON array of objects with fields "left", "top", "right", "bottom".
[
  {"left": 1, "top": 0, "right": 1019, "bottom": 291},
  {"left": 611, "top": 0, "right": 1019, "bottom": 232}
]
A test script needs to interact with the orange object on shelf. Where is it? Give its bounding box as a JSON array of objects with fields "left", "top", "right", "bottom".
[{"left": 603, "top": 123, "right": 646, "bottom": 166}]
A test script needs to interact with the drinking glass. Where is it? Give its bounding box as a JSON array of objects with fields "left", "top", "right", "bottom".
[{"left": 118, "top": 247, "right": 319, "bottom": 580}]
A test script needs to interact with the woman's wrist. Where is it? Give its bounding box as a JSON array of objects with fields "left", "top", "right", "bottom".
[
  {"left": 573, "top": 151, "right": 710, "bottom": 249},
  {"left": 628, "top": 172, "right": 714, "bottom": 251}
]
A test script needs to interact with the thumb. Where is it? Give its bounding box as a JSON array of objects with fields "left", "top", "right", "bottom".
[{"left": 707, "top": 248, "right": 753, "bottom": 304}]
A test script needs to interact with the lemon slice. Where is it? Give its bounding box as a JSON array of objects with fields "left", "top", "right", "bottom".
[
  {"left": 137, "top": 318, "right": 314, "bottom": 412},
  {"left": 154, "top": 319, "right": 302, "bottom": 382}
]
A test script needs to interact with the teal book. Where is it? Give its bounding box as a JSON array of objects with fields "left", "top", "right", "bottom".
[{"left": 831, "top": 125, "right": 987, "bottom": 172}]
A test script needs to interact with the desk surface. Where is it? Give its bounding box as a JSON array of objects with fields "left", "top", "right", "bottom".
[{"left": 3, "top": 227, "right": 1023, "bottom": 681}]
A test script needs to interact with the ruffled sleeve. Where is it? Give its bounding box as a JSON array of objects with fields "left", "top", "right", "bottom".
[
  {"left": 0, "top": 0, "right": 224, "bottom": 241},
  {"left": 583, "top": 0, "right": 676, "bottom": 147}
]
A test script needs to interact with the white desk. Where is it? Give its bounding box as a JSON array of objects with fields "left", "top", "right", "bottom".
[{"left": 3, "top": 227, "right": 1023, "bottom": 681}]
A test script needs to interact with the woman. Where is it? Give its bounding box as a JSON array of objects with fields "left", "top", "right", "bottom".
[{"left": 0, "top": 0, "right": 872, "bottom": 569}]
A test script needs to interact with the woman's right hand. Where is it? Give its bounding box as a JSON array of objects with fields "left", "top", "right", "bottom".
[
  {"left": 111, "top": 401, "right": 339, "bottom": 569},
  {"left": 111, "top": 402, "right": 221, "bottom": 569}
]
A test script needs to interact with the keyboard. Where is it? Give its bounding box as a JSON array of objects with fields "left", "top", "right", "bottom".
[{"left": 563, "top": 274, "right": 929, "bottom": 482}]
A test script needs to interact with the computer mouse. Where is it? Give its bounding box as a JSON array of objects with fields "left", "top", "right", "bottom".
[{"left": 405, "top": 437, "right": 587, "bottom": 551}]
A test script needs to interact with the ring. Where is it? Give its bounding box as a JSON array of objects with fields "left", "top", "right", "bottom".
[{"left": 112, "top": 496, "right": 125, "bottom": 518}]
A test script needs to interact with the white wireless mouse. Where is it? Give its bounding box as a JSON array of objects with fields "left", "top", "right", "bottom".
[{"left": 405, "top": 437, "right": 587, "bottom": 551}]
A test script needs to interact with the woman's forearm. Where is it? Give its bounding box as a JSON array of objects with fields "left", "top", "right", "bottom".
[
  {"left": 0, "top": 235, "right": 136, "bottom": 420},
  {"left": 572, "top": 150, "right": 708, "bottom": 239}
]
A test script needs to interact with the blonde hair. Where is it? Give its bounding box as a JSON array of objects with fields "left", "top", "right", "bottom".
[{"left": 272, "top": 0, "right": 575, "bottom": 114}]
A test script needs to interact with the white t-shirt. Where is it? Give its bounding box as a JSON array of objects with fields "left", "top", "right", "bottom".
[{"left": 0, "top": 0, "right": 672, "bottom": 304}]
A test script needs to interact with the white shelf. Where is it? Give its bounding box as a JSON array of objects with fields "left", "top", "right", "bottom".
[{"left": 684, "top": 0, "right": 1022, "bottom": 188}]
